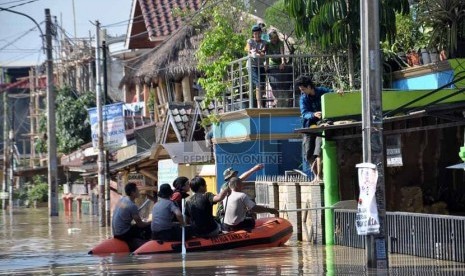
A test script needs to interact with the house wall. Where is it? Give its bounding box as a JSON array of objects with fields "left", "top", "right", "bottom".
[
  {"left": 322, "top": 82, "right": 465, "bottom": 215},
  {"left": 322, "top": 88, "right": 465, "bottom": 119},
  {"left": 337, "top": 126, "right": 465, "bottom": 214},
  {"left": 213, "top": 109, "right": 302, "bottom": 190}
]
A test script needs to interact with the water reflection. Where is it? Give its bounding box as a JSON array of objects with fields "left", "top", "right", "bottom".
[{"left": 1, "top": 209, "right": 464, "bottom": 275}]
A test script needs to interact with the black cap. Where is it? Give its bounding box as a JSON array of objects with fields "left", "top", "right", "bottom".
[{"left": 251, "top": 25, "right": 261, "bottom": 32}]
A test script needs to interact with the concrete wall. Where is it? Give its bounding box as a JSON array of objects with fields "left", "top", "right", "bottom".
[{"left": 255, "top": 178, "right": 324, "bottom": 244}]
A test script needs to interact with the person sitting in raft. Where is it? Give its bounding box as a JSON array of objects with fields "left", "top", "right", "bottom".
[
  {"left": 151, "top": 183, "right": 190, "bottom": 241},
  {"left": 112, "top": 182, "right": 151, "bottom": 251},
  {"left": 170, "top": 176, "right": 190, "bottom": 210},
  {"left": 222, "top": 177, "right": 279, "bottom": 231},
  {"left": 216, "top": 164, "right": 264, "bottom": 222},
  {"left": 185, "top": 176, "right": 230, "bottom": 238}
]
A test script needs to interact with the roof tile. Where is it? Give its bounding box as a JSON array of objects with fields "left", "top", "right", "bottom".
[{"left": 138, "top": 0, "right": 203, "bottom": 39}]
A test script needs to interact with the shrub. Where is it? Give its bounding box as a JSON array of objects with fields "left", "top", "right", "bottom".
[{"left": 27, "top": 181, "right": 48, "bottom": 203}]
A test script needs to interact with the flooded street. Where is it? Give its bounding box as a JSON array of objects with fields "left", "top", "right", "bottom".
[{"left": 1, "top": 208, "right": 464, "bottom": 275}]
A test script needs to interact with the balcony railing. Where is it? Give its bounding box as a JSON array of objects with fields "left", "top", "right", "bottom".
[{"left": 225, "top": 54, "right": 351, "bottom": 112}]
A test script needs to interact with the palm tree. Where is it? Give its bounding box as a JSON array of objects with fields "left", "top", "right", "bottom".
[
  {"left": 284, "top": 0, "right": 410, "bottom": 88},
  {"left": 416, "top": 0, "right": 465, "bottom": 58}
]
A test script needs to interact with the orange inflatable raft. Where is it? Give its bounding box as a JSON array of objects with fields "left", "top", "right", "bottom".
[
  {"left": 134, "top": 217, "right": 293, "bottom": 255},
  {"left": 88, "top": 238, "right": 131, "bottom": 254},
  {"left": 89, "top": 217, "right": 292, "bottom": 255}
]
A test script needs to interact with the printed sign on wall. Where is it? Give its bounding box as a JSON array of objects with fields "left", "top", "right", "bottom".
[
  {"left": 355, "top": 163, "right": 380, "bottom": 235},
  {"left": 386, "top": 135, "right": 403, "bottom": 167}
]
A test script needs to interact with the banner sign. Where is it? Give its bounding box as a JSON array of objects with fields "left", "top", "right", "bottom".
[
  {"left": 158, "top": 159, "right": 178, "bottom": 189},
  {"left": 355, "top": 163, "right": 380, "bottom": 235},
  {"left": 88, "top": 103, "right": 127, "bottom": 150}
]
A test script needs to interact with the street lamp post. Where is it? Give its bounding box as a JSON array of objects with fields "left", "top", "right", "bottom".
[{"left": 0, "top": 7, "right": 58, "bottom": 216}]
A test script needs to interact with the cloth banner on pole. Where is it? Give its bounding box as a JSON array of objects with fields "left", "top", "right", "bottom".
[
  {"left": 355, "top": 162, "right": 380, "bottom": 235},
  {"left": 88, "top": 102, "right": 127, "bottom": 151}
]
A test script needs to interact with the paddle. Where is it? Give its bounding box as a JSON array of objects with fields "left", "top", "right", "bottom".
[
  {"left": 138, "top": 198, "right": 151, "bottom": 211},
  {"left": 181, "top": 198, "right": 186, "bottom": 255}
]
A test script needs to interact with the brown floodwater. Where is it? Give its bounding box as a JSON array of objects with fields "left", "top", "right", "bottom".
[{"left": 1, "top": 208, "right": 464, "bottom": 275}]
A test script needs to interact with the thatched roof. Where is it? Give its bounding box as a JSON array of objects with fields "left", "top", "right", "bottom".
[{"left": 121, "top": 25, "right": 203, "bottom": 87}]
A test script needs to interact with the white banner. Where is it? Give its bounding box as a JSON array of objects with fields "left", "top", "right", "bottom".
[
  {"left": 157, "top": 159, "right": 178, "bottom": 189},
  {"left": 355, "top": 163, "right": 380, "bottom": 235},
  {"left": 88, "top": 103, "right": 127, "bottom": 150}
]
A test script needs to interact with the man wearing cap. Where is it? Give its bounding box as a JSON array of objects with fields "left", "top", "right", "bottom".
[
  {"left": 245, "top": 24, "right": 268, "bottom": 108},
  {"left": 215, "top": 164, "right": 264, "bottom": 222},
  {"left": 222, "top": 177, "right": 279, "bottom": 231}
]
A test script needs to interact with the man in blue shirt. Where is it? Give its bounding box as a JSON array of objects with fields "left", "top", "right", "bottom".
[
  {"left": 112, "top": 182, "right": 151, "bottom": 251},
  {"left": 296, "top": 75, "right": 333, "bottom": 182}
]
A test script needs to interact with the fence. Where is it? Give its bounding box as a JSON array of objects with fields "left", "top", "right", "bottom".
[
  {"left": 334, "top": 209, "right": 465, "bottom": 262},
  {"left": 226, "top": 54, "right": 352, "bottom": 111},
  {"left": 255, "top": 174, "right": 324, "bottom": 244}
]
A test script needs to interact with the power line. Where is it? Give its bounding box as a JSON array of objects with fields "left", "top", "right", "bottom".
[
  {"left": 102, "top": 14, "right": 144, "bottom": 28},
  {"left": 0, "top": 0, "right": 33, "bottom": 6},
  {"left": 0, "top": 49, "right": 40, "bottom": 53},
  {"left": 0, "top": 25, "right": 40, "bottom": 51},
  {"left": 0, "top": 49, "right": 42, "bottom": 66},
  {"left": 0, "top": 0, "right": 40, "bottom": 10}
]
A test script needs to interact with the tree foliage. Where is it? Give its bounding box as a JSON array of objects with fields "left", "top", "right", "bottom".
[
  {"left": 195, "top": 1, "right": 252, "bottom": 103},
  {"left": 394, "top": 12, "right": 424, "bottom": 52},
  {"left": 264, "top": 0, "right": 295, "bottom": 38},
  {"left": 284, "top": 0, "right": 410, "bottom": 50},
  {"left": 56, "top": 87, "right": 96, "bottom": 154},
  {"left": 415, "top": 0, "right": 465, "bottom": 58},
  {"left": 27, "top": 175, "right": 48, "bottom": 203},
  {"left": 37, "top": 87, "right": 96, "bottom": 155}
]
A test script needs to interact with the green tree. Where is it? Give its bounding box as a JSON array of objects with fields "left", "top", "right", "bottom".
[
  {"left": 264, "top": 0, "right": 298, "bottom": 55},
  {"left": 195, "top": 1, "right": 252, "bottom": 103},
  {"left": 284, "top": 0, "right": 409, "bottom": 88},
  {"left": 416, "top": 0, "right": 465, "bottom": 58},
  {"left": 394, "top": 12, "right": 423, "bottom": 52},
  {"left": 56, "top": 87, "right": 96, "bottom": 154},
  {"left": 37, "top": 87, "right": 96, "bottom": 154},
  {"left": 27, "top": 175, "right": 48, "bottom": 203}
]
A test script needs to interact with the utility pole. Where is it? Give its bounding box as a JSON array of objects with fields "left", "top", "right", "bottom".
[
  {"left": 2, "top": 90, "right": 9, "bottom": 209},
  {"left": 9, "top": 102, "right": 14, "bottom": 208},
  {"left": 46, "top": 8, "right": 59, "bottom": 216},
  {"left": 360, "top": 0, "right": 388, "bottom": 270},
  {"left": 102, "top": 39, "right": 111, "bottom": 227},
  {"left": 95, "top": 21, "right": 106, "bottom": 226}
]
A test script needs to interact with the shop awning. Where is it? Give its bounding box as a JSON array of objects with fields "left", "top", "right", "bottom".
[{"left": 155, "top": 141, "right": 213, "bottom": 164}]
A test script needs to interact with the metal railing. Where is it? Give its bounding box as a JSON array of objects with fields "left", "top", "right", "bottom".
[
  {"left": 226, "top": 54, "right": 352, "bottom": 111},
  {"left": 334, "top": 209, "right": 465, "bottom": 262}
]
